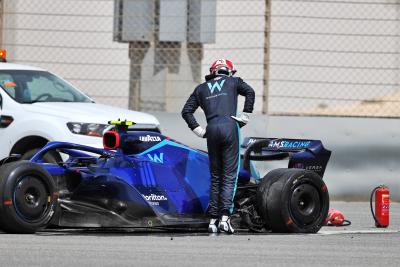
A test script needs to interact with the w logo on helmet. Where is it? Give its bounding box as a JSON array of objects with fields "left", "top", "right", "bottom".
[{"left": 207, "top": 80, "right": 225, "bottom": 94}]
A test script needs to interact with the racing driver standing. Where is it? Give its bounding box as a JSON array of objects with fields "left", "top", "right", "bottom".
[{"left": 181, "top": 59, "right": 255, "bottom": 234}]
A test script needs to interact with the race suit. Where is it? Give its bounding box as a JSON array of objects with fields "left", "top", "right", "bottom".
[{"left": 181, "top": 74, "right": 255, "bottom": 217}]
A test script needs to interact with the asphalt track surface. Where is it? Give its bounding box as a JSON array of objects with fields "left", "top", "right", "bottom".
[{"left": 0, "top": 202, "right": 399, "bottom": 267}]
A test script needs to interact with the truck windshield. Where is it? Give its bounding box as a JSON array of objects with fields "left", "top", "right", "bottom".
[{"left": 0, "top": 70, "right": 92, "bottom": 103}]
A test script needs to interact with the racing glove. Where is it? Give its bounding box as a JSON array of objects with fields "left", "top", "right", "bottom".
[
  {"left": 231, "top": 112, "right": 250, "bottom": 127},
  {"left": 192, "top": 126, "right": 206, "bottom": 138}
]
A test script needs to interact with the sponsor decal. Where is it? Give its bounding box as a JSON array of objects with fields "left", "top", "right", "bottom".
[
  {"left": 306, "top": 165, "right": 323, "bottom": 172},
  {"left": 293, "top": 163, "right": 305, "bottom": 169},
  {"left": 49, "top": 209, "right": 55, "bottom": 217},
  {"left": 102, "top": 151, "right": 115, "bottom": 158},
  {"left": 147, "top": 153, "right": 164, "bottom": 163},
  {"left": 206, "top": 92, "right": 227, "bottom": 100},
  {"left": 286, "top": 217, "right": 294, "bottom": 225},
  {"left": 207, "top": 79, "right": 225, "bottom": 94},
  {"left": 293, "top": 163, "right": 323, "bottom": 172},
  {"left": 142, "top": 193, "right": 168, "bottom": 201},
  {"left": 139, "top": 135, "right": 161, "bottom": 142},
  {"left": 142, "top": 194, "right": 168, "bottom": 206},
  {"left": 247, "top": 138, "right": 257, "bottom": 146},
  {"left": 268, "top": 140, "right": 311, "bottom": 149}
]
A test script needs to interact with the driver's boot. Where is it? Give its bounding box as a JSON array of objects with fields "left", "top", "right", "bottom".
[
  {"left": 208, "top": 218, "right": 219, "bottom": 233},
  {"left": 219, "top": 215, "right": 234, "bottom": 234}
]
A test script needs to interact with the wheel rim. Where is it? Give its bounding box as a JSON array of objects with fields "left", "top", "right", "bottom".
[
  {"left": 13, "top": 175, "right": 51, "bottom": 222},
  {"left": 289, "top": 183, "right": 321, "bottom": 226}
]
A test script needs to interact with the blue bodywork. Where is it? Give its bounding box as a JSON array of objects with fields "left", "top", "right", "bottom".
[{"left": 30, "top": 131, "right": 331, "bottom": 229}]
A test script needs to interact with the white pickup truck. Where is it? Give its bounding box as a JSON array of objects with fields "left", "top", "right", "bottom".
[{"left": 0, "top": 51, "right": 160, "bottom": 162}]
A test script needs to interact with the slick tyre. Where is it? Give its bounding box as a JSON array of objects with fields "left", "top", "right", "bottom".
[
  {"left": 0, "top": 161, "right": 57, "bottom": 233},
  {"left": 257, "top": 168, "right": 329, "bottom": 233}
]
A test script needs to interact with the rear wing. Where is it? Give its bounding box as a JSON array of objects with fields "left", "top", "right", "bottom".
[{"left": 241, "top": 137, "right": 331, "bottom": 178}]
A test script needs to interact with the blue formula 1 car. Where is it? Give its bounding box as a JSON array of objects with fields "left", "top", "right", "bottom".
[{"left": 0, "top": 120, "right": 331, "bottom": 234}]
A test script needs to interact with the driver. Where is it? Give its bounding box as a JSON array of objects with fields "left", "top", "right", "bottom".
[{"left": 181, "top": 59, "right": 255, "bottom": 234}]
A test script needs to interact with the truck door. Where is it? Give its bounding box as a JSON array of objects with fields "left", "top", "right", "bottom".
[
  {"left": 0, "top": 91, "right": 5, "bottom": 160},
  {"left": 0, "top": 91, "right": 14, "bottom": 161}
]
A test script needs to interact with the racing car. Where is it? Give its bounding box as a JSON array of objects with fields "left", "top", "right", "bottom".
[{"left": 0, "top": 120, "right": 331, "bottom": 234}]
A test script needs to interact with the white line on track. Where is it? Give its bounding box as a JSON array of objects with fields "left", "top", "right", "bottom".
[{"left": 318, "top": 229, "right": 400, "bottom": 235}]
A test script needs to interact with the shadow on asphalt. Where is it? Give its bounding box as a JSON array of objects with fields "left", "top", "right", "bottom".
[
  {"left": 33, "top": 228, "right": 274, "bottom": 237},
  {"left": 0, "top": 227, "right": 298, "bottom": 237},
  {"left": 2, "top": 227, "right": 395, "bottom": 237}
]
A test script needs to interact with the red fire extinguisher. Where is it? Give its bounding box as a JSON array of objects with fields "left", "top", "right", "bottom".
[{"left": 370, "top": 185, "right": 390, "bottom": 228}]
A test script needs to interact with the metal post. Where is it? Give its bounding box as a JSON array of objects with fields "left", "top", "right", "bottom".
[
  {"left": 0, "top": 0, "right": 4, "bottom": 47},
  {"left": 128, "top": 41, "right": 150, "bottom": 110},
  {"left": 262, "top": 0, "right": 272, "bottom": 114}
]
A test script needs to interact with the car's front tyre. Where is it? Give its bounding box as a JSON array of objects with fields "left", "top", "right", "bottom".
[{"left": 0, "top": 161, "right": 57, "bottom": 233}]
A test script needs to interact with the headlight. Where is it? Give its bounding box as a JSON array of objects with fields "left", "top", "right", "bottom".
[{"left": 67, "top": 122, "right": 109, "bottom": 137}]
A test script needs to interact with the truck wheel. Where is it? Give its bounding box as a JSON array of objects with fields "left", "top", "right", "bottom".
[
  {"left": 0, "top": 161, "right": 57, "bottom": 233},
  {"left": 21, "top": 148, "right": 60, "bottom": 163},
  {"left": 257, "top": 168, "right": 329, "bottom": 233}
]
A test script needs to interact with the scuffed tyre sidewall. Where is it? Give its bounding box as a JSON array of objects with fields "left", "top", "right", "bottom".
[
  {"left": 0, "top": 161, "right": 57, "bottom": 234},
  {"left": 256, "top": 168, "right": 289, "bottom": 230}
]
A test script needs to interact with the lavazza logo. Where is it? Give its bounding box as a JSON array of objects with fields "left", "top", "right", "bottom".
[{"left": 139, "top": 135, "right": 161, "bottom": 142}]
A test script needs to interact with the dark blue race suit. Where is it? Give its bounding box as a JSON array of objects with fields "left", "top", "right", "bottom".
[{"left": 181, "top": 74, "right": 255, "bottom": 217}]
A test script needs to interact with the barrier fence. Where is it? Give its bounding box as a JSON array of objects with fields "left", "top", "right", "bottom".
[{"left": 1, "top": 0, "right": 400, "bottom": 117}]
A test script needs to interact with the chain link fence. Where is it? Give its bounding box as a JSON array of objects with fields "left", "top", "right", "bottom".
[
  {"left": 270, "top": 0, "right": 400, "bottom": 117},
  {"left": 2, "top": 0, "right": 132, "bottom": 108},
  {"left": 1, "top": 0, "right": 400, "bottom": 117}
]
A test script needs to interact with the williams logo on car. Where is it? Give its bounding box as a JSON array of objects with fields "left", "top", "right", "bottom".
[
  {"left": 247, "top": 138, "right": 257, "bottom": 146},
  {"left": 268, "top": 140, "right": 311, "bottom": 149},
  {"left": 147, "top": 153, "right": 164, "bottom": 163}
]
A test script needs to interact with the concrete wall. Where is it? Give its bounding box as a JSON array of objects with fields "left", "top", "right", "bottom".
[
  {"left": 153, "top": 112, "right": 400, "bottom": 201},
  {"left": 269, "top": 0, "right": 400, "bottom": 114}
]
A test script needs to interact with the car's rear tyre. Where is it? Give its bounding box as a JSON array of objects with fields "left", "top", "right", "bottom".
[
  {"left": 20, "top": 148, "right": 60, "bottom": 163},
  {"left": 256, "top": 168, "right": 329, "bottom": 233},
  {"left": 0, "top": 161, "right": 57, "bottom": 233}
]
